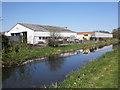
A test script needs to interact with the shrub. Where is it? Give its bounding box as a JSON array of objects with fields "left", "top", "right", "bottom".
[
  {"left": 99, "top": 38, "right": 113, "bottom": 41},
  {"left": 90, "top": 37, "right": 96, "bottom": 40},
  {"left": 48, "top": 39, "right": 63, "bottom": 47}
]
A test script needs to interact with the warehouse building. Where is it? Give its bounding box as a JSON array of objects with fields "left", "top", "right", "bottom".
[{"left": 5, "top": 23, "right": 77, "bottom": 44}]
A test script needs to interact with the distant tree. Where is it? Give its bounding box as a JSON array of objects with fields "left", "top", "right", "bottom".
[
  {"left": 2, "top": 35, "right": 12, "bottom": 53},
  {"left": 94, "top": 30, "right": 110, "bottom": 33},
  {"left": 48, "top": 30, "right": 63, "bottom": 47},
  {"left": 112, "top": 27, "right": 120, "bottom": 40}
]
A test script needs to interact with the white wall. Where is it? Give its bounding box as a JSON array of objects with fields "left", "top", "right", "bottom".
[
  {"left": 34, "top": 31, "right": 77, "bottom": 38},
  {"left": 95, "top": 45, "right": 112, "bottom": 52},
  {"left": 5, "top": 24, "right": 34, "bottom": 44},
  {"left": 76, "top": 35, "right": 84, "bottom": 40},
  {"left": 4, "top": 31, "right": 11, "bottom": 36},
  {"left": 33, "top": 36, "right": 45, "bottom": 44},
  {"left": 95, "top": 32, "right": 113, "bottom": 38},
  {"left": 34, "top": 31, "right": 77, "bottom": 44},
  {"left": 5, "top": 24, "right": 77, "bottom": 44},
  {"left": 34, "top": 31, "right": 50, "bottom": 37},
  {"left": 60, "top": 32, "right": 77, "bottom": 37}
]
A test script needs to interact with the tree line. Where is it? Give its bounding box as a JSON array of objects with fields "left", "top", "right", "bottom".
[
  {"left": 94, "top": 28, "right": 120, "bottom": 40},
  {"left": 112, "top": 27, "right": 120, "bottom": 40}
]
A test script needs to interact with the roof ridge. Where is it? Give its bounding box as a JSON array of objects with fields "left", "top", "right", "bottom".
[
  {"left": 18, "top": 23, "right": 67, "bottom": 29},
  {"left": 17, "top": 23, "right": 75, "bottom": 33},
  {"left": 18, "top": 23, "right": 42, "bottom": 26}
]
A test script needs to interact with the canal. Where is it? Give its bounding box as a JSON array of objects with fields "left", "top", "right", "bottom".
[{"left": 2, "top": 44, "right": 115, "bottom": 88}]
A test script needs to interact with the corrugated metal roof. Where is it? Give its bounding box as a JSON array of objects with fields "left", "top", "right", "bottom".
[{"left": 18, "top": 23, "right": 76, "bottom": 33}]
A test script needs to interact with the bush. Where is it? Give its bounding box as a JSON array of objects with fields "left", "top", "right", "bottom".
[
  {"left": 48, "top": 39, "right": 63, "bottom": 47},
  {"left": 2, "top": 35, "right": 29, "bottom": 63},
  {"left": 90, "top": 37, "right": 96, "bottom": 40},
  {"left": 99, "top": 38, "right": 113, "bottom": 41}
]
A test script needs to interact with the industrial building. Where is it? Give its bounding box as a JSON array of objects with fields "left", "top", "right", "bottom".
[{"left": 5, "top": 23, "right": 77, "bottom": 44}]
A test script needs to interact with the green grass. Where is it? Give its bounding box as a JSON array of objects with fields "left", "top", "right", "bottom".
[
  {"left": 58, "top": 45, "right": 119, "bottom": 88},
  {"left": 2, "top": 40, "right": 118, "bottom": 67}
]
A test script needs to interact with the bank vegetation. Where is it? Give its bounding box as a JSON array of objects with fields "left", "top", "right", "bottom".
[{"left": 2, "top": 34, "right": 118, "bottom": 67}]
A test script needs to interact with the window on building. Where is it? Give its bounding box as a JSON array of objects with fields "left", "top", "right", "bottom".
[
  {"left": 11, "top": 33, "right": 14, "bottom": 36},
  {"left": 39, "top": 37, "right": 41, "bottom": 39},
  {"left": 16, "top": 33, "right": 20, "bottom": 36},
  {"left": 84, "top": 34, "right": 88, "bottom": 36}
]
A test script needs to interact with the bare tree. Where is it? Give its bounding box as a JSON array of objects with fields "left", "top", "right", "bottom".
[
  {"left": 48, "top": 30, "right": 63, "bottom": 47},
  {"left": 67, "top": 35, "right": 75, "bottom": 44},
  {"left": 50, "top": 30, "right": 60, "bottom": 39}
]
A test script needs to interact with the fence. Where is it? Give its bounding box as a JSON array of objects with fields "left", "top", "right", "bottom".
[{"left": 7, "top": 36, "right": 22, "bottom": 42}]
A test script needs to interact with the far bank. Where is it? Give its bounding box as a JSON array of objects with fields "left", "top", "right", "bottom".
[{"left": 2, "top": 40, "right": 118, "bottom": 67}]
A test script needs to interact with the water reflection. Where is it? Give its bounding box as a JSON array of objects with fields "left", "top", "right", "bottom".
[
  {"left": 83, "top": 49, "right": 90, "bottom": 54},
  {"left": 16, "top": 66, "right": 34, "bottom": 80},
  {"left": 2, "top": 44, "right": 114, "bottom": 88},
  {"left": 2, "top": 67, "right": 16, "bottom": 82},
  {"left": 59, "top": 51, "right": 79, "bottom": 57},
  {"left": 77, "top": 47, "right": 98, "bottom": 55},
  {"left": 98, "top": 45, "right": 104, "bottom": 49},
  {"left": 82, "top": 45, "right": 113, "bottom": 55},
  {"left": 45, "top": 56, "right": 65, "bottom": 72},
  {"left": 82, "top": 46, "right": 99, "bottom": 54},
  {"left": 20, "top": 45, "right": 108, "bottom": 65},
  {"left": 89, "top": 47, "right": 97, "bottom": 52},
  {"left": 2, "top": 65, "right": 36, "bottom": 88}
]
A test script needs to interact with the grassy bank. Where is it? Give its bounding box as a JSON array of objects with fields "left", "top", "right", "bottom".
[
  {"left": 58, "top": 45, "right": 119, "bottom": 88},
  {"left": 2, "top": 40, "right": 118, "bottom": 67}
]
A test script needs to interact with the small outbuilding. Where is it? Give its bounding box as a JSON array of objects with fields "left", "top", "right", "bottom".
[{"left": 77, "top": 32, "right": 113, "bottom": 40}]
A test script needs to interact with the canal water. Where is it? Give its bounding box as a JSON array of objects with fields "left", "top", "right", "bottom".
[{"left": 2, "top": 44, "right": 115, "bottom": 88}]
